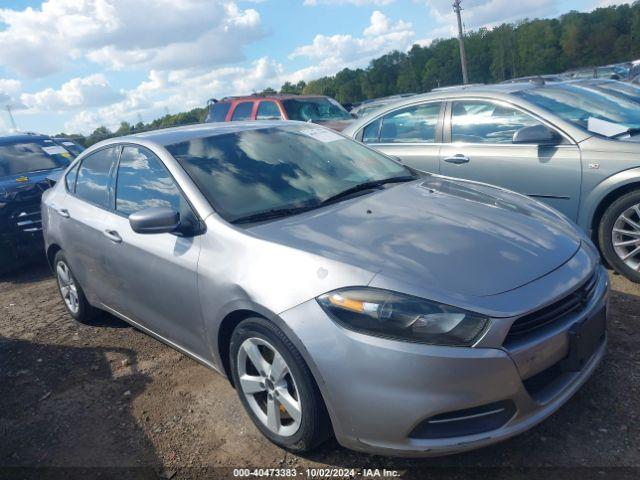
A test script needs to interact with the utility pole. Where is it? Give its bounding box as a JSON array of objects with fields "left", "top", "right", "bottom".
[
  {"left": 453, "top": 0, "right": 469, "bottom": 84},
  {"left": 5, "top": 105, "right": 17, "bottom": 131}
]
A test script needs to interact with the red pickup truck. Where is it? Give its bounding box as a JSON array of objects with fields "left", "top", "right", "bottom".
[{"left": 205, "top": 94, "right": 353, "bottom": 131}]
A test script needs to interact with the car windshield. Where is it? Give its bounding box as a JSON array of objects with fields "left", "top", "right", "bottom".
[
  {"left": 583, "top": 81, "right": 640, "bottom": 103},
  {"left": 54, "top": 139, "right": 85, "bottom": 157},
  {"left": 166, "top": 125, "right": 412, "bottom": 223},
  {"left": 514, "top": 84, "right": 640, "bottom": 135},
  {"left": 0, "top": 139, "right": 73, "bottom": 177},
  {"left": 282, "top": 98, "right": 351, "bottom": 122}
]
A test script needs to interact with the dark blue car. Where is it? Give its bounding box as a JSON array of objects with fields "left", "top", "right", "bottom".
[{"left": 0, "top": 133, "right": 75, "bottom": 273}]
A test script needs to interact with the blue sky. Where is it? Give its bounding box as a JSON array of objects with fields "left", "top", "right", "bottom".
[{"left": 0, "top": 0, "right": 625, "bottom": 135}]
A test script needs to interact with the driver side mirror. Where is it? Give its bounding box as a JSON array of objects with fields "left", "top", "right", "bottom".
[
  {"left": 513, "top": 124, "right": 562, "bottom": 145},
  {"left": 129, "top": 207, "right": 180, "bottom": 234}
]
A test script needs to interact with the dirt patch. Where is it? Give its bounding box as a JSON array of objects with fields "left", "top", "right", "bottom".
[{"left": 1, "top": 261, "right": 639, "bottom": 478}]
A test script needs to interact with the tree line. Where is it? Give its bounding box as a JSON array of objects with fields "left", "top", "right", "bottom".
[{"left": 66, "top": 1, "right": 640, "bottom": 146}]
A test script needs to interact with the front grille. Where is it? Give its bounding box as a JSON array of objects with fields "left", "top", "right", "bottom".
[
  {"left": 507, "top": 271, "right": 598, "bottom": 339},
  {"left": 11, "top": 208, "right": 42, "bottom": 233}
]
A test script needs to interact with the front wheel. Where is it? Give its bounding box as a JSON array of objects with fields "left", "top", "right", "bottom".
[
  {"left": 599, "top": 190, "right": 640, "bottom": 283},
  {"left": 229, "top": 317, "right": 331, "bottom": 452}
]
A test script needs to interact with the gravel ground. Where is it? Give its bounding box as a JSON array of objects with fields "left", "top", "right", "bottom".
[{"left": 1, "top": 258, "right": 639, "bottom": 479}]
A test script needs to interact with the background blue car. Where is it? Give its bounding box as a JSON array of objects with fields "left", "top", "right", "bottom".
[{"left": 0, "top": 133, "right": 75, "bottom": 273}]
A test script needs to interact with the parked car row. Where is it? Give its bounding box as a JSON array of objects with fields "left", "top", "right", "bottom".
[{"left": 7, "top": 74, "right": 634, "bottom": 458}]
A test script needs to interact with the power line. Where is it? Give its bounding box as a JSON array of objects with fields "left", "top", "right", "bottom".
[
  {"left": 5, "top": 105, "right": 17, "bottom": 131},
  {"left": 453, "top": 0, "right": 469, "bottom": 84}
]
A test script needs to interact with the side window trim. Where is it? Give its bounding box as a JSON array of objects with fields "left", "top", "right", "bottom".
[
  {"left": 360, "top": 100, "right": 445, "bottom": 145},
  {"left": 443, "top": 97, "right": 576, "bottom": 146},
  {"left": 64, "top": 160, "right": 81, "bottom": 194},
  {"left": 108, "top": 145, "right": 124, "bottom": 211}
]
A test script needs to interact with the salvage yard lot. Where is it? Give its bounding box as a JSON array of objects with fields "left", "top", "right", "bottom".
[{"left": 1, "top": 260, "right": 639, "bottom": 477}]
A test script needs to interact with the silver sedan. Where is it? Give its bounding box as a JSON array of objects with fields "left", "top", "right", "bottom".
[
  {"left": 343, "top": 81, "right": 640, "bottom": 283},
  {"left": 42, "top": 122, "right": 607, "bottom": 456}
]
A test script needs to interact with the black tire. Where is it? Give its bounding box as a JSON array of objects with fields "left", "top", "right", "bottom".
[
  {"left": 229, "top": 317, "right": 331, "bottom": 452},
  {"left": 599, "top": 190, "right": 640, "bottom": 283},
  {"left": 53, "top": 250, "right": 100, "bottom": 323}
]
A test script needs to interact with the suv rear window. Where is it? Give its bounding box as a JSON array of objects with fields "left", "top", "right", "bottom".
[
  {"left": 0, "top": 140, "right": 72, "bottom": 177},
  {"left": 282, "top": 98, "right": 350, "bottom": 122},
  {"left": 208, "top": 102, "right": 231, "bottom": 122}
]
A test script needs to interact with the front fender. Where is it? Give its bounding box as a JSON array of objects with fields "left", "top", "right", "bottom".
[{"left": 578, "top": 166, "right": 640, "bottom": 232}]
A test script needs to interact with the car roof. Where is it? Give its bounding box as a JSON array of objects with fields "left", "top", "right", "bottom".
[
  {"left": 0, "top": 132, "right": 52, "bottom": 145},
  {"left": 110, "top": 121, "right": 307, "bottom": 147},
  {"left": 216, "top": 94, "right": 331, "bottom": 103}
]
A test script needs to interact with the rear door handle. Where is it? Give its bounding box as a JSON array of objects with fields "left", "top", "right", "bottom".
[
  {"left": 57, "top": 208, "right": 70, "bottom": 218},
  {"left": 103, "top": 229, "right": 122, "bottom": 244},
  {"left": 444, "top": 154, "right": 470, "bottom": 164}
]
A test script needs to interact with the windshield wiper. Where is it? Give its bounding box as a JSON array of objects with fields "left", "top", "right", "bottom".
[
  {"left": 231, "top": 204, "right": 320, "bottom": 225},
  {"left": 230, "top": 174, "right": 417, "bottom": 225},
  {"left": 320, "top": 175, "right": 417, "bottom": 206}
]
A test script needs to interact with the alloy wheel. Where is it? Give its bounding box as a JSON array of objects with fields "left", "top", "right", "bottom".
[
  {"left": 612, "top": 202, "right": 640, "bottom": 271},
  {"left": 56, "top": 260, "right": 80, "bottom": 314},
  {"left": 236, "top": 337, "right": 302, "bottom": 437}
]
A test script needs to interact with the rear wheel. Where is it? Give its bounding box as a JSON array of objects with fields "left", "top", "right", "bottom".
[
  {"left": 54, "top": 251, "right": 99, "bottom": 323},
  {"left": 599, "top": 190, "right": 640, "bottom": 283},
  {"left": 229, "top": 317, "right": 330, "bottom": 452}
]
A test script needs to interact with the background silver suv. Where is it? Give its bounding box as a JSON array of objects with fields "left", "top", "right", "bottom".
[
  {"left": 343, "top": 82, "right": 640, "bottom": 283},
  {"left": 42, "top": 122, "right": 607, "bottom": 457}
]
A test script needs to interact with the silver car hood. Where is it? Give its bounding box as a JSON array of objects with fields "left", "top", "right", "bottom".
[{"left": 250, "top": 176, "right": 581, "bottom": 297}]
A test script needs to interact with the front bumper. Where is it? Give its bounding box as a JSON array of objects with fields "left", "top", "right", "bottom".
[{"left": 280, "top": 266, "right": 608, "bottom": 457}]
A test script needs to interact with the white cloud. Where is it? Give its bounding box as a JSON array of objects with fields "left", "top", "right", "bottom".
[
  {"left": 304, "top": 0, "right": 395, "bottom": 5},
  {"left": 592, "top": 0, "right": 631, "bottom": 7},
  {"left": 64, "top": 58, "right": 286, "bottom": 134},
  {"left": 0, "top": 0, "right": 264, "bottom": 77},
  {"left": 62, "top": 9, "right": 419, "bottom": 134},
  {"left": 289, "top": 10, "right": 414, "bottom": 80},
  {"left": 21, "top": 74, "right": 124, "bottom": 112}
]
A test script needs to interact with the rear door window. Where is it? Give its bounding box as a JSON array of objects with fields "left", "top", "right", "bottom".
[
  {"left": 231, "top": 102, "right": 254, "bottom": 121},
  {"left": 75, "top": 147, "right": 120, "bottom": 208}
]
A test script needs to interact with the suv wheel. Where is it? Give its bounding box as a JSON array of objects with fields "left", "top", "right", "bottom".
[
  {"left": 229, "top": 317, "right": 330, "bottom": 452},
  {"left": 599, "top": 190, "right": 640, "bottom": 283},
  {"left": 54, "top": 251, "right": 99, "bottom": 323}
]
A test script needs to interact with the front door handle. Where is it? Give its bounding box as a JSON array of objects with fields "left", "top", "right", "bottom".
[
  {"left": 103, "top": 229, "right": 122, "bottom": 244},
  {"left": 444, "top": 154, "right": 470, "bottom": 164}
]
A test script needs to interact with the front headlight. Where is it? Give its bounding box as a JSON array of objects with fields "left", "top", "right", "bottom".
[{"left": 317, "top": 288, "right": 488, "bottom": 346}]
